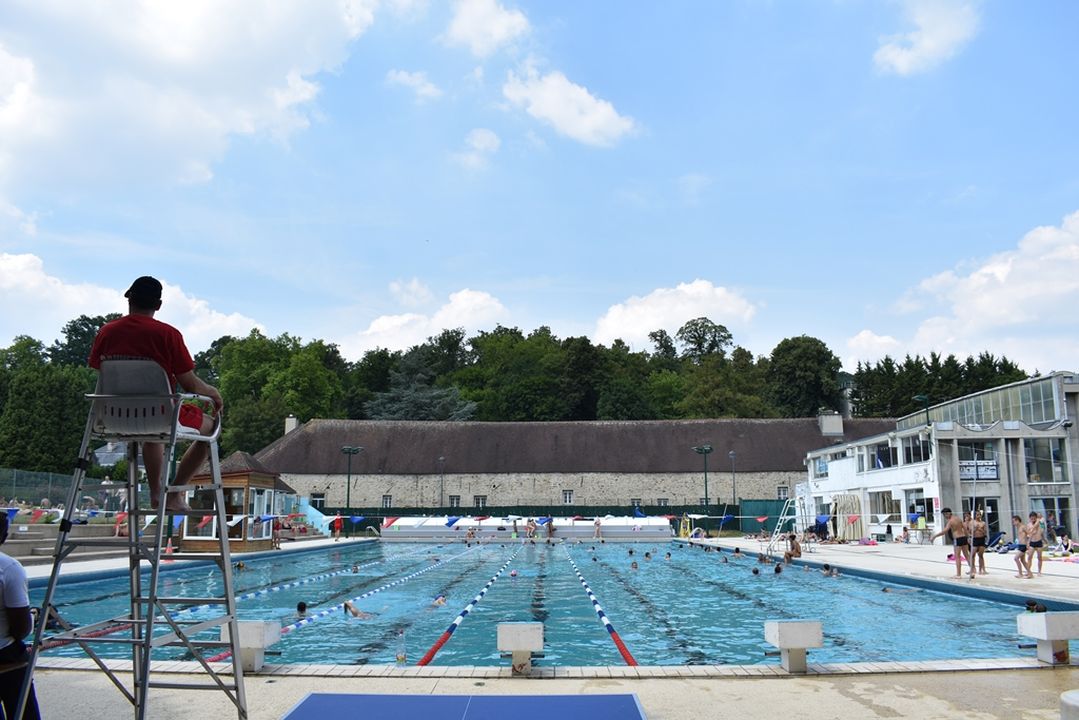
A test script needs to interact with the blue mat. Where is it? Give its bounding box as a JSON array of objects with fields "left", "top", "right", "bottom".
[{"left": 281, "top": 693, "right": 647, "bottom": 720}]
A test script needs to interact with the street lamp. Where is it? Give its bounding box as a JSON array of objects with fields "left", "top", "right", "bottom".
[
  {"left": 912, "top": 394, "right": 931, "bottom": 426},
  {"left": 341, "top": 446, "right": 363, "bottom": 538},
  {"left": 437, "top": 455, "right": 446, "bottom": 508},
  {"left": 728, "top": 450, "right": 737, "bottom": 505},
  {"left": 692, "top": 444, "right": 713, "bottom": 506}
]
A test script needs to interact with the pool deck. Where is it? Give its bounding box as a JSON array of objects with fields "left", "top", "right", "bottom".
[{"left": 29, "top": 535, "right": 1079, "bottom": 719}]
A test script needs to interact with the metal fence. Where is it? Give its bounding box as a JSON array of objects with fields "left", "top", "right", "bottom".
[{"left": 0, "top": 468, "right": 74, "bottom": 508}]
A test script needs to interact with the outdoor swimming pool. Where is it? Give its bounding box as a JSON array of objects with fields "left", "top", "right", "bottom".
[{"left": 33, "top": 541, "right": 1033, "bottom": 666}]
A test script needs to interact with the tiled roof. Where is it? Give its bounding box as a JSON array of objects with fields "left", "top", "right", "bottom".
[{"left": 253, "top": 418, "right": 895, "bottom": 475}]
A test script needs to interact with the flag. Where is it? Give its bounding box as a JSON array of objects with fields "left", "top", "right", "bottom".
[
  {"left": 445, "top": 516, "right": 461, "bottom": 527},
  {"left": 633, "top": 507, "right": 647, "bottom": 519},
  {"left": 196, "top": 515, "right": 213, "bottom": 530},
  {"left": 172, "top": 515, "right": 184, "bottom": 530},
  {"left": 350, "top": 515, "right": 365, "bottom": 524}
]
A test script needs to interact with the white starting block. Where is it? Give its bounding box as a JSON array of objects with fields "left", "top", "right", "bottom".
[
  {"left": 221, "top": 621, "right": 281, "bottom": 672},
  {"left": 765, "top": 620, "right": 822, "bottom": 674},
  {"left": 1017, "top": 611, "right": 1079, "bottom": 665},
  {"left": 497, "top": 622, "right": 544, "bottom": 675}
]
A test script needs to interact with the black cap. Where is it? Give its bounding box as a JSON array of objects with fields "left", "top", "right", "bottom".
[{"left": 124, "top": 276, "right": 162, "bottom": 303}]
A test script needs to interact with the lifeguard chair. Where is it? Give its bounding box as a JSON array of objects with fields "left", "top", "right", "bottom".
[{"left": 20, "top": 359, "right": 247, "bottom": 720}]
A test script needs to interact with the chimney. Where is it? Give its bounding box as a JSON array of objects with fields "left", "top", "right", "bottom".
[
  {"left": 818, "top": 411, "right": 843, "bottom": 437},
  {"left": 284, "top": 414, "right": 299, "bottom": 435}
]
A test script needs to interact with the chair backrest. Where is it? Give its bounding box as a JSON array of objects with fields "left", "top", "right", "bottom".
[{"left": 91, "top": 359, "right": 177, "bottom": 439}]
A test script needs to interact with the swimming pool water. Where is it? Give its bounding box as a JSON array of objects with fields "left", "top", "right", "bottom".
[{"left": 34, "top": 541, "right": 1031, "bottom": 666}]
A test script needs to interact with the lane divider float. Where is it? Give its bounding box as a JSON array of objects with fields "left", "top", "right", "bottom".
[
  {"left": 564, "top": 548, "right": 637, "bottom": 666},
  {"left": 416, "top": 546, "right": 521, "bottom": 666}
]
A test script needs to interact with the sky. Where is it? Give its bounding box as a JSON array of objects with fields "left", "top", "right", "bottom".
[{"left": 1, "top": 0, "right": 1078, "bottom": 374}]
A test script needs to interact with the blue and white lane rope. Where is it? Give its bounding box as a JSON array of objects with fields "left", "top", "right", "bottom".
[
  {"left": 206, "top": 545, "right": 474, "bottom": 662},
  {"left": 564, "top": 548, "right": 637, "bottom": 665},
  {"left": 417, "top": 546, "right": 521, "bottom": 665}
]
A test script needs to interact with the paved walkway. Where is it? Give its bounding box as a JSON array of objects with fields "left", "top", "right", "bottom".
[{"left": 27, "top": 534, "right": 1079, "bottom": 719}]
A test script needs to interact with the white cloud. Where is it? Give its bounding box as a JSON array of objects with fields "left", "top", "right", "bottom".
[
  {"left": 452, "top": 128, "right": 501, "bottom": 169},
  {"left": 0, "top": 253, "right": 261, "bottom": 353},
  {"left": 874, "top": 1, "right": 980, "bottom": 76},
  {"left": 593, "top": 280, "right": 758, "bottom": 349},
  {"left": 340, "top": 288, "right": 508, "bottom": 358},
  {"left": 444, "top": 0, "right": 529, "bottom": 58},
  {"left": 845, "top": 329, "right": 902, "bottom": 366},
  {"left": 389, "top": 278, "right": 435, "bottom": 307},
  {"left": 860, "top": 211, "right": 1079, "bottom": 373},
  {"left": 385, "top": 69, "right": 443, "bottom": 102},
  {"left": 0, "top": 1, "right": 375, "bottom": 194},
  {"left": 503, "top": 64, "right": 636, "bottom": 147}
]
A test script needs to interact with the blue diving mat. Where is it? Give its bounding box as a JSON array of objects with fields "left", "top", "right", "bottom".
[{"left": 281, "top": 693, "right": 647, "bottom": 720}]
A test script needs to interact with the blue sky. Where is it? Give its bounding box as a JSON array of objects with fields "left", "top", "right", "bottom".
[{"left": 2, "top": 0, "right": 1078, "bottom": 373}]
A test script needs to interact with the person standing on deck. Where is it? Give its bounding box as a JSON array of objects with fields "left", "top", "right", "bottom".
[
  {"left": 1013, "top": 515, "right": 1033, "bottom": 579},
  {"left": 971, "top": 510, "right": 989, "bottom": 575},
  {"left": 931, "top": 508, "right": 975, "bottom": 580},
  {"left": 1027, "top": 512, "right": 1046, "bottom": 576}
]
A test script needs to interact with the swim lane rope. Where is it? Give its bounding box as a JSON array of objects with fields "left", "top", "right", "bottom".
[
  {"left": 205, "top": 545, "right": 476, "bottom": 662},
  {"left": 563, "top": 548, "right": 637, "bottom": 665},
  {"left": 416, "top": 546, "right": 521, "bottom": 666}
]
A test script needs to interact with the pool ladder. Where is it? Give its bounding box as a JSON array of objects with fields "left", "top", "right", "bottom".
[{"left": 19, "top": 359, "right": 247, "bottom": 720}]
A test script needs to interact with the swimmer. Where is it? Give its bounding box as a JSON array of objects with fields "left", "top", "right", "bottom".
[
  {"left": 235, "top": 561, "right": 246, "bottom": 571},
  {"left": 820, "top": 564, "right": 832, "bottom": 576},
  {"left": 644, "top": 552, "right": 652, "bottom": 561},
  {"left": 628, "top": 548, "right": 634, "bottom": 556},
  {"left": 721, "top": 556, "right": 728, "bottom": 564},
  {"left": 351, "top": 564, "right": 359, "bottom": 573},
  {"left": 774, "top": 564, "right": 783, "bottom": 574},
  {"left": 343, "top": 600, "right": 374, "bottom": 619},
  {"left": 296, "top": 601, "right": 307, "bottom": 618},
  {"left": 732, "top": 548, "right": 743, "bottom": 558},
  {"left": 664, "top": 552, "right": 671, "bottom": 560},
  {"left": 432, "top": 594, "right": 447, "bottom": 607},
  {"left": 510, "top": 569, "right": 518, "bottom": 577},
  {"left": 752, "top": 567, "right": 760, "bottom": 576},
  {"left": 630, "top": 561, "right": 639, "bottom": 570},
  {"left": 881, "top": 586, "right": 919, "bottom": 593},
  {"left": 592, "top": 556, "right": 598, "bottom": 562}
]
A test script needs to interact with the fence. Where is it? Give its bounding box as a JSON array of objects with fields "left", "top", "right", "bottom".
[{"left": 0, "top": 468, "right": 73, "bottom": 509}]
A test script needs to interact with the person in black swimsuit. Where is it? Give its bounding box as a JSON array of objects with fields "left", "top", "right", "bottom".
[
  {"left": 932, "top": 508, "right": 975, "bottom": 580},
  {"left": 971, "top": 509, "right": 988, "bottom": 575}
]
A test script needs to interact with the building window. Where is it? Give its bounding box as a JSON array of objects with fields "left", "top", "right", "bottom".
[
  {"left": 656, "top": 498, "right": 669, "bottom": 507},
  {"left": 381, "top": 495, "right": 392, "bottom": 509},
  {"left": 562, "top": 490, "right": 573, "bottom": 505},
  {"left": 699, "top": 498, "right": 708, "bottom": 506},
  {"left": 777, "top": 486, "right": 789, "bottom": 500},
  {"left": 448, "top": 495, "right": 461, "bottom": 508},
  {"left": 310, "top": 492, "right": 325, "bottom": 510},
  {"left": 902, "top": 435, "right": 931, "bottom": 464},
  {"left": 473, "top": 495, "right": 487, "bottom": 509},
  {"left": 869, "top": 490, "right": 900, "bottom": 523},
  {"left": 630, "top": 498, "right": 642, "bottom": 507}
]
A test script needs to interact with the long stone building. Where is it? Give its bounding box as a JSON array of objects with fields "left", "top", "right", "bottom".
[{"left": 254, "top": 415, "right": 894, "bottom": 511}]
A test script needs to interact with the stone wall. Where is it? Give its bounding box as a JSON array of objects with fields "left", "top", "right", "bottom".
[{"left": 282, "top": 470, "right": 804, "bottom": 508}]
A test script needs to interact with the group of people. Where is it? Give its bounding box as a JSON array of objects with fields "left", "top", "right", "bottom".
[
  {"left": 1011, "top": 512, "right": 1050, "bottom": 579},
  {"left": 931, "top": 507, "right": 991, "bottom": 579}
]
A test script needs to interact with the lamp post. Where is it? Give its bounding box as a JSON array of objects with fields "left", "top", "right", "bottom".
[
  {"left": 912, "top": 394, "right": 931, "bottom": 426},
  {"left": 341, "top": 446, "right": 363, "bottom": 538},
  {"left": 728, "top": 450, "right": 737, "bottom": 505},
  {"left": 692, "top": 444, "right": 713, "bottom": 507},
  {"left": 437, "top": 455, "right": 446, "bottom": 509}
]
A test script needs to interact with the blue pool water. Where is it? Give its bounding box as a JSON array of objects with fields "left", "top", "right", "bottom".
[{"left": 34, "top": 541, "right": 1032, "bottom": 666}]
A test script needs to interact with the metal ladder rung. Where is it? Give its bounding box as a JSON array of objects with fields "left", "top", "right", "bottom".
[
  {"left": 150, "top": 616, "right": 233, "bottom": 648},
  {"left": 151, "top": 596, "right": 230, "bottom": 606},
  {"left": 149, "top": 681, "right": 241, "bottom": 692}
]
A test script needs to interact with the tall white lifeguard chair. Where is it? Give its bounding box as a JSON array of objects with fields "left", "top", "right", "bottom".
[{"left": 20, "top": 359, "right": 247, "bottom": 720}]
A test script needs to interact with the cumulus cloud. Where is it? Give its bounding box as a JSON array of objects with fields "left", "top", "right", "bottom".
[
  {"left": 0, "top": 253, "right": 261, "bottom": 352},
  {"left": 874, "top": 1, "right": 980, "bottom": 76},
  {"left": 593, "top": 280, "right": 758, "bottom": 349},
  {"left": 0, "top": 1, "right": 375, "bottom": 194},
  {"left": 858, "top": 211, "right": 1079, "bottom": 373},
  {"left": 389, "top": 278, "right": 435, "bottom": 307},
  {"left": 444, "top": 0, "right": 529, "bottom": 57},
  {"left": 339, "top": 288, "right": 508, "bottom": 358},
  {"left": 503, "top": 64, "right": 636, "bottom": 147},
  {"left": 385, "top": 69, "right": 443, "bottom": 102},
  {"left": 845, "top": 329, "right": 902, "bottom": 366},
  {"left": 452, "top": 128, "right": 501, "bottom": 169}
]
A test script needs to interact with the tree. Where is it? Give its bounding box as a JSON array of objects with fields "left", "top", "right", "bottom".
[
  {"left": 48, "top": 314, "right": 121, "bottom": 366},
  {"left": 675, "top": 317, "right": 732, "bottom": 363},
  {"left": 766, "top": 336, "right": 842, "bottom": 417},
  {"left": 366, "top": 350, "right": 476, "bottom": 420},
  {"left": 0, "top": 363, "right": 95, "bottom": 472}
]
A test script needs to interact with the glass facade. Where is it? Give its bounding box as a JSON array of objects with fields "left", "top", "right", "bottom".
[{"left": 897, "top": 376, "right": 1062, "bottom": 431}]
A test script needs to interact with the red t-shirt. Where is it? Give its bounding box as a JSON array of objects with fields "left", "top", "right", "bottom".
[{"left": 88, "top": 314, "right": 195, "bottom": 388}]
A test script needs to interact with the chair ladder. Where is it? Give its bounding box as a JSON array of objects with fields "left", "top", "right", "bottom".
[
  {"left": 19, "top": 394, "right": 247, "bottom": 720},
  {"left": 765, "top": 497, "right": 798, "bottom": 556}
]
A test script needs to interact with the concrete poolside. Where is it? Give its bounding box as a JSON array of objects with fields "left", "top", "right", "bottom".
[{"left": 28, "top": 535, "right": 1079, "bottom": 719}]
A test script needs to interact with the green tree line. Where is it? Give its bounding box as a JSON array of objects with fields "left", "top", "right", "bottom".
[{"left": 0, "top": 314, "right": 1029, "bottom": 471}]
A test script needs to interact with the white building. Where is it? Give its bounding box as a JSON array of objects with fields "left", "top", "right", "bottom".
[{"left": 800, "top": 372, "right": 1079, "bottom": 545}]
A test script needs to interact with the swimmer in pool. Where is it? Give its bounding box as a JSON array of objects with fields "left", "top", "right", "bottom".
[
  {"left": 343, "top": 601, "right": 374, "bottom": 619},
  {"left": 432, "top": 594, "right": 447, "bottom": 606}
]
